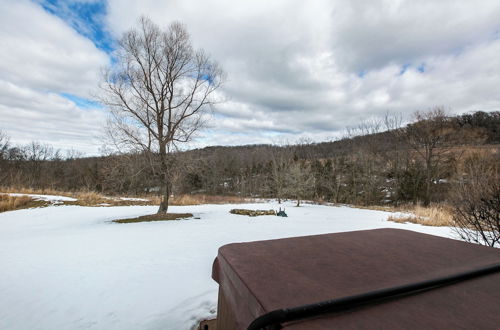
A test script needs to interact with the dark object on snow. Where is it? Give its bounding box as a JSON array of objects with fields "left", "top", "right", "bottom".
[
  {"left": 276, "top": 208, "right": 287, "bottom": 217},
  {"left": 211, "top": 229, "right": 500, "bottom": 330},
  {"left": 198, "top": 318, "right": 217, "bottom": 330}
]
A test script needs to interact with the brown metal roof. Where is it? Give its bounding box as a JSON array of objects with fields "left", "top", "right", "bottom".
[{"left": 212, "top": 228, "right": 500, "bottom": 329}]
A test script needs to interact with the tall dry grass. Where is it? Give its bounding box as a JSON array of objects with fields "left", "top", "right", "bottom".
[
  {"left": 0, "top": 186, "right": 73, "bottom": 197},
  {"left": 170, "top": 194, "right": 254, "bottom": 206},
  {"left": 73, "top": 191, "right": 113, "bottom": 206},
  {"left": 388, "top": 204, "right": 454, "bottom": 227},
  {"left": 0, "top": 187, "right": 255, "bottom": 208},
  {"left": 0, "top": 187, "right": 154, "bottom": 207},
  {"left": 0, "top": 195, "right": 45, "bottom": 213}
]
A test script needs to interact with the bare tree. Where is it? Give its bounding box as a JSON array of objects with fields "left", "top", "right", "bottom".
[
  {"left": 100, "top": 17, "right": 224, "bottom": 213},
  {"left": 285, "top": 161, "right": 314, "bottom": 206},
  {"left": 0, "top": 131, "right": 9, "bottom": 158},
  {"left": 268, "top": 143, "right": 293, "bottom": 203},
  {"left": 400, "top": 107, "right": 454, "bottom": 206},
  {"left": 23, "top": 142, "right": 55, "bottom": 188},
  {"left": 0, "top": 131, "right": 10, "bottom": 184}
]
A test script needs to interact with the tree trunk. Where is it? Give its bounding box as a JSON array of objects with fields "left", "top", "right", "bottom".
[
  {"left": 424, "top": 157, "right": 432, "bottom": 207},
  {"left": 158, "top": 147, "right": 170, "bottom": 214},
  {"left": 158, "top": 181, "right": 170, "bottom": 214},
  {"left": 424, "top": 180, "right": 431, "bottom": 206}
]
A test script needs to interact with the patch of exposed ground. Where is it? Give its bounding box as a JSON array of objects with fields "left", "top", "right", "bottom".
[
  {"left": 230, "top": 209, "right": 276, "bottom": 216},
  {"left": 112, "top": 213, "right": 194, "bottom": 223}
]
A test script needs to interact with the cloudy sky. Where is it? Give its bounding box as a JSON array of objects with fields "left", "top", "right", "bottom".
[{"left": 1, "top": 0, "right": 500, "bottom": 154}]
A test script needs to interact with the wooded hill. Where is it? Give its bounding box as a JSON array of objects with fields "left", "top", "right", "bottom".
[{"left": 1, "top": 110, "right": 499, "bottom": 207}]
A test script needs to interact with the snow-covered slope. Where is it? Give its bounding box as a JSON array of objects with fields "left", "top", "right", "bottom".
[{"left": 0, "top": 202, "right": 455, "bottom": 330}]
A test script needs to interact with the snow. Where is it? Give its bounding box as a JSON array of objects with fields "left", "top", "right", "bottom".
[
  {"left": 116, "top": 197, "right": 150, "bottom": 202},
  {"left": 3, "top": 193, "right": 77, "bottom": 202},
  {"left": 0, "top": 201, "right": 457, "bottom": 330}
]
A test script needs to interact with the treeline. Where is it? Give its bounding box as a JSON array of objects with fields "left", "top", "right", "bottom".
[{"left": 1, "top": 110, "right": 499, "bottom": 206}]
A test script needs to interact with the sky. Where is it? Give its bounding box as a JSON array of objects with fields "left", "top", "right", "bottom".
[{"left": 0, "top": 0, "right": 500, "bottom": 154}]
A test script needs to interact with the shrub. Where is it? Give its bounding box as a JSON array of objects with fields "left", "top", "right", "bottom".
[{"left": 452, "top": 155, "right": 500, "bottom": 247}]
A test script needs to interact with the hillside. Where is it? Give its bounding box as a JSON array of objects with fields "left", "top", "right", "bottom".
[{"left": 1, "top": 111, "right": 499, "bottom": 206}]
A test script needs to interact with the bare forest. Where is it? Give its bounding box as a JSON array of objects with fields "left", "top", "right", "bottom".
[{"left": 1, "top": 110, "right": 498, "bottom": 208}]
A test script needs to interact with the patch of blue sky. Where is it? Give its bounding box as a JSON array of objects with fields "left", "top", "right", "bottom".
[
  {"left": 200, "top": 73, "right": 215, "bottom": 85},
  {"left": 187, "top": 72, "right": 216, "bottom": 85},
  {"left": 33, "top": 0, "right": 115, "bottom": 53},
  {"left": 357, "top": 70, "right": 367, "bottom": 78},
  {"left": 60, "top": 93, "right": 103, "bottom": 109},
  {"left": 398, "top": 62, "right": 426, "bottom": 75},
  {"left": 264, "top": 131, "right": 285, "bottom": 138},
  {"left": 399, "top": 63, "right": 411, "bottom": 75}
]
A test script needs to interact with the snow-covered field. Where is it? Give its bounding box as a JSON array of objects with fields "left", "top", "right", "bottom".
[{"left": 0, "top": 200, "right": 456, "bottom": 330}]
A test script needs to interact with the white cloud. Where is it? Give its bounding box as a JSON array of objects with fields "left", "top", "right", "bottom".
[
  {"left": 2, "top": 0, "right": 500, "bottom": 153},
  {"left": 331, "top": 0, "right": 500, "bottom": 71},
  {"left": 0, "top": 80, "right": 106, "bottom": 154},
  {"left": 0, "top": 0, "right": 108, "bottom": 96},
  {"left": 103, "top": 0, "right": 500, "bottom": 148},
  {"left": 0, "top": 0, "right": 108, "bottom": 153}
]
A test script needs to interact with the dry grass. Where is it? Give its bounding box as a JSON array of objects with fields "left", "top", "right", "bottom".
[
  {"left": 0, "top": 187, "right": 157, "bottom": 207},
  {"left": 344, "top": 202, "right": 454, "bottom": 227},
  {"left": 69, "top": 192, "right": 153, "bottom": 207},
  {"left": 388, "top": 204, "right": 454, "bottom": 227},
  {"left": 0, "top": 187, "right": 254, "bottom": 208},
  {"left": 113, "top": 213, "right": 194, "bottom": 223},
  {"left": 73, "top": 191, "right": 109, "bottom": 205},
  {"left": 0, "top": 186, "right": 74, "bottom": 198},
  {"left": 352, "top": 204, "right": 394, "bottom": 212},
  {"left": 170, "top": 194, "right": 254, "bottom": 206},
  {"left": 99, "top": 193, "right": 253, "bottom": 208},
  {"left": 0, "top": 195, "right": 49, "bottom": 213}
]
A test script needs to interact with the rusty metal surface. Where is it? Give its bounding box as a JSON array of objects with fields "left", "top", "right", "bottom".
[{"left": 212, "top": 228, "right": 500, "bottom": 329}]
